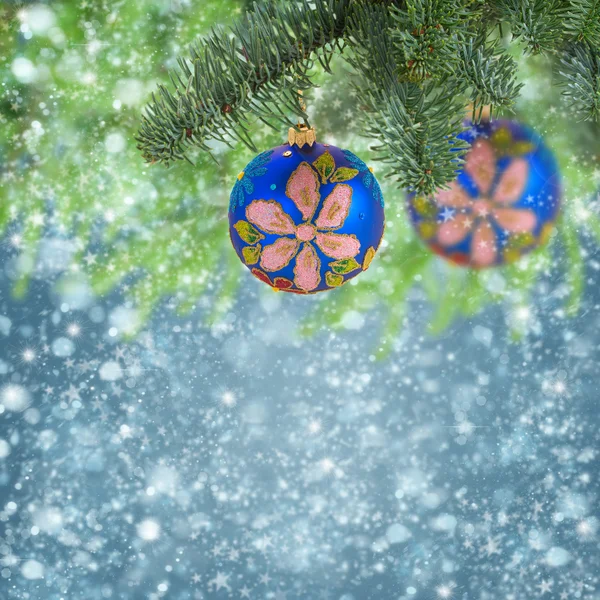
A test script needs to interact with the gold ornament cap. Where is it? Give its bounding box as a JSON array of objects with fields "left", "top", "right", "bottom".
[{"left": 288, "top": 124, "right": 316, "bottom": 148}]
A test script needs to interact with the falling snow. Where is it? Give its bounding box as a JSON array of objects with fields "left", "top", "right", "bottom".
[
  {"left": 0, "top": 245, "right": 598, "bottom": 599},
  {"left": 1, "top": 2, "right": 599, "bottom": 600}
]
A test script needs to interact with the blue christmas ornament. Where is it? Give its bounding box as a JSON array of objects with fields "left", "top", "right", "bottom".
[
  {"left": 407, "top": 119, "right": 561, "bottom": 267},
  {"left": 229, "top": 128, "right": 385, "bottom": 293}
]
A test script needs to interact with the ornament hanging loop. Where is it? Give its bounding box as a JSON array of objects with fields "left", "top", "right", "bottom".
[
  {"left": 298, "top": 89, "right": 307, "bottom": 114},
  {"left": 288, "top": 90, "right": 316, "bottom": 148}
]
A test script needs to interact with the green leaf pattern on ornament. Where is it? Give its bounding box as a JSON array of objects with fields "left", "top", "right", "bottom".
[
  {"left": 325, "top": 272, "right": 345, "bottom": 287},
  {"left": 313, "top": 151, "right": 359, "bottom": 185},
  {"left": 234, "top": 221, "right": 265, "bottom": 245},
  {"left": 331, "top": 167, "right": 360, "bottom": 183},
  {"left": 313, "top": 152, "right": 336, "bottom": 183},
  {"left": 330, "top": 258, "right": 361, "bottom": 274},
  {"left": 242, "top": 245, "right": 262, "bottom": 265}
]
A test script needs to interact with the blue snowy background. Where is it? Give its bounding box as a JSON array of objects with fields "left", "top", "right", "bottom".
[
  {"left": 0, "top": 233, "right": 598, "bottom": 600},
  {"left": 1, "top": 1, "right": 600, "bottom": 599}
]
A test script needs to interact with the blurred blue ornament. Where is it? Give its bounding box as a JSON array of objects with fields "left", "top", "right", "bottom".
[
  {"left": 229, "top": 138, "right": 385, "bottom": 293},
  {"left": 407, "top": 119, "right": 561, "bottom": 267}
]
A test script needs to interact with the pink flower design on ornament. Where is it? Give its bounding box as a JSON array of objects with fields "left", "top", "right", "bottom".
[
  {"left": 244, "top": 161, "right": 360, "bottom": 291},
  {"left": 436, "top": 138, "right": 537, "bottom": 267}
]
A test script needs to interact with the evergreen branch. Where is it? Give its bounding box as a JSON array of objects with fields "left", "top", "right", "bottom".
[
  {"left": 561, "top": 218, "right": 585, "bottom": 315},
  {"left": 376, "top": 305, "right": 406, "bottom": 358},
  {"left": 207, "top": 251, "right": 245, "bottom": 326},
  {"left": 559, "top": 42, "right": 600, "bottom": 120},
  {"left": 345, "top": 2, "right": 469, "bottom": 196},
  {"left": 136, "top": 0, "right": 351, "bottom": 165},
  {"left": 491, "top": 0, "right": 564, "bottom": 53},
  {"left": 389, "top": 0, "right": 482, "bottom": 82},
  {"left": 459, "top": 270, "right": 490, "bottom": 316},
  {"left": 357, "top": 80, "right": 470, "bottom": 195},
  {"left": 458, "top": 39, "right": 524, "bottom": 117},
  {"left": 563, "top": 0, "right": 600, "bottom": 46},
  {"left": 426, "top": 268, "right": 463, "bottom": 334},
  {"left": 6, "top": 0, "right": 600, "bottom": 349},
  {"left": 390, "top": 0, "right": 463, "bottom": 82},
  {"left": 375, "top": 244, "right": 433, "bottom": 358},
  {"left": 137, "top": 0, "right": 600, "bottom": 192}
]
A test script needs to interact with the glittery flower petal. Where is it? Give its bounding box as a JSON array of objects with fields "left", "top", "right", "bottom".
[
  {"left": 273, "top": 277, "right": 294, "bottom": 290},
  {"left": 260, "top": 237, "right": 299, "bottom": 272},
  {"left": 286, "top": 162, "right": 321, "bottom": 221},
  {"left": 437, "top": 214, "right": 473, "bottom": 246},
  {"left": 315, "top": 184, "right": 353, "bottom": 229},
  {"left": 465, "top": 139, "right": 496, "bottom": 195},
  {"left": 294, "top": 243, "right": 321, "bottom": 291},
  {"left": 246, "top": 200, "right": 296, "bottom": 235},
  {"left": 251, "top": 268, "right": 273, "bottom": 286},
  {"left": 493, "top": 159, "right": 529, "bottom": 205},
  {"left": 435, "top": 181, "right": 472, "bottom": 208},
  {"left": 471, "top": 221, "right": 497, "bottom": 267},
  {"left": 315, "top": 232, "right": 361, "bottom": 259},
  {"left": 493, "top": 207, "right": 537, "bottom": 233}
]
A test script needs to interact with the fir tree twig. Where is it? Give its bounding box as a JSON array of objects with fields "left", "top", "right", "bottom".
[{"left": 136, "top": 0, "right": 352, "bottom": 165}]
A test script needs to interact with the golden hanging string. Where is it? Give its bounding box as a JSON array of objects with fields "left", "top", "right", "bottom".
[
  {"left": 298, "top": 89, "right": 307, "bottom": 114},
  {"left": 288, "top": 89, "right": 316, "bottom": 148}
]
